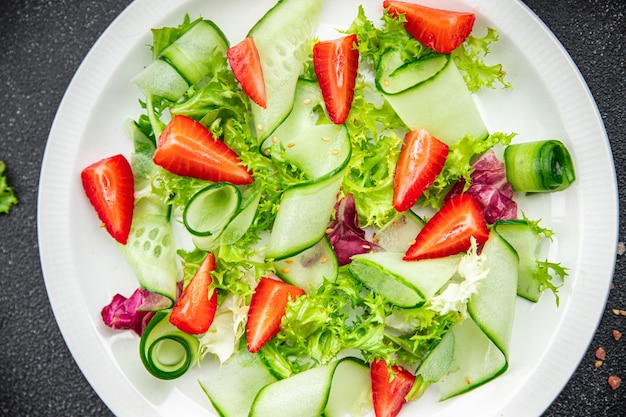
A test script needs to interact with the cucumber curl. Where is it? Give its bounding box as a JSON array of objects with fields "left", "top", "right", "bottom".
[
  {"left": 504, "top": 140, "right": 576, "bottom": 192},
  {"left": 139, "top": 311, "right": 200, "bottom": 380}
]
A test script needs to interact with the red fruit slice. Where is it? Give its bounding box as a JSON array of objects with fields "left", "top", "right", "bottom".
[
  {"left": 81, "top": 154, "right": 135, "bottom": 244},
  {"left": 383, "top": 0, "right": 476, "bottom": 54},
  {"left": 393, "top": 129, "right": 449, "bottom": 212},
  {"left": 227, "top": 36, "right": 267, "bottom": 108},
  {"left": 371, "top": 359, "right": 416, "bottom": 417},
  {"left": 313, "top": 34, "right": 359, "bottom": 124},
  {"left": 169, "top": 252, "right": 218, "bottom": 335},
  {"left": 154, "top": 115, "right": 253, "bottom": 185},
  {"left": 246, "top": 276, "right": 305, "bottom": 353},
  {"left": 404, "top": 193, "right": 489, "bottom": 261}
]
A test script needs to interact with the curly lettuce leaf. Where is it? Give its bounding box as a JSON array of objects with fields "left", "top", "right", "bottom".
[
  {"left": 452, "top": 28, "right": 512, "bottom": 92},
  {"left": 0, "top": 161, "right": 18, "bottom": 214}
]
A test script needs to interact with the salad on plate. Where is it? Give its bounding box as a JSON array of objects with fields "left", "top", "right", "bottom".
[{"left": 79, "top": 0, "right": 576, "bottom": 416}]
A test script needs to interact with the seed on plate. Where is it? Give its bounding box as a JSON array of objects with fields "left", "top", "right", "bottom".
[
  {"left": 620, "top": 310, "right": 626, "bottom": 316},
  {"left": 272, "top": 135, "right": 278, "bottom": 143},
  {"left": 595, "top": 360, "right": 603, "bottom": 368},
  {"left": 332, "top": 149, "right": 340, "bottom": 155},
  {"left": 383, "top": 79, "right": 390, "bottom": 87},
  {"left": 285, "top": 259, "right": 294, "bottom": 264},
  {"left": 608, "top": 375, "right": 622, "bottom": 390},
  {"left": 281, "top": 267, "right": 290, "bottom": 273},
  {"left": 287, "top": 143, "right": 295, "bottom": 148},
  {"left": 409, "top": 239, "right": 416, "bottom": 246},
  {"left": 257, "top": 124, "right": 263, "bottom": 131},
  {"left": 303, "top": 98, "right": 312, "bottom": 104},
  {"left": 325, "top": 227, "right": 334, "bottom": 234},
  {"left": 464, "top": 376, "right": 471, "bottom": 385},
  {"left": 614, "top": 330, "right": 622, "bottom": 340},
  {"left": 321, "top": 137, "right": 330, "bottom": 142},
  {"left": 612, "top": 309, "right": 621, "bottom": 315},
  {"left": 362, "top": 244, "right": 371, "bottom": 250},
  {"left": 320, "top": 256, "right": 328, "bottom": 264}
]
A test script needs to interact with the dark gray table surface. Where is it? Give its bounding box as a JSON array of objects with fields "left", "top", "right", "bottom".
[{"left": 1, "top": 0, "right": 624, "bottom": 416}]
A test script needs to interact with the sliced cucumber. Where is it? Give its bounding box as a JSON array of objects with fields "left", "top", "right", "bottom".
[
  {"left": 383, "top": 58, "right": 488, "bottom": 145},
  {"left": 265, "top": 171, "right": 345, "bottom": 260},
  {"left": 274, "top": 236, "right": 338, "bottom": 293},
  {"left": 220, "top": 186, "right": 262, "bottom": 246},
  {"left": 494, "top": 220, "right": 543, "bottom": 302},
  {"left": 349, "top": 252, "right": 461, "bottom": 308},
  {"left": 160, "top": 20, "right": 229, "bottom": 86},
  {"left": 374, "top": 209, "right": 425, "bottom": 252},
  {"left": 248, "top": 0, "right": 325, "bottom": 140},
  {"left": 131, "top": 20, "right": 229, "bottom": 100},
  {"left": 435, "top": 229, "right": 518, "bottom": 400},
  {"left": 139, "top": 311, "right": 200, "bottom": 380},
  {"left": 183, "top": 183, "right": 241, "bottom": 250},
  {"left": 200, "top": 347, "right": 278, "bottom": 417},
  {"left": 119, "top": 195, "right": 178, "bottom": 303},
  {"left": 249, "top": 357, "right": 371, "bottom": 417},
  {"left": 376, "top": 51, "right": 449, "bottom": 95},
  {"left": 262, "top": 80, "right": 351, "bottom": 179}
]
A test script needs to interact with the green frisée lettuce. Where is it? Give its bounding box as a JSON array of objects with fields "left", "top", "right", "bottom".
[{"left": 90, "top": 1, "right": 578, "bottom": 416}]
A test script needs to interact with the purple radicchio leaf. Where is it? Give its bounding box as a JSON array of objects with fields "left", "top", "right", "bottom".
[
  {"left": 101, "top": 288, "right": 171, "bottom": 336},
  {"left": 446, "top": 149, "right": 517, "bottom": 223},
  {"left": 327, "top": 193, "right": 381, "bottom": 266}
]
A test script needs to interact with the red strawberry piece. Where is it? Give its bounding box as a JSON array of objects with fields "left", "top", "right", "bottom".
[
  {"left": 404, "top": 193, "right": 489, "bottom": 261},
  {"left": 383, "top": 0, "right": 476, "bottom": 54},
  {"left": 370, "top": 359, "right": 416, "bottom": 417},
  {"left": 227, "top": 36, "right": 267, "bottom": 108},
  {"left": 393, "top": 129, "right": 449, "bottom": 212},
  {"left": 246, "top": 276, "right": 305, "bottom": 353},
  {"left": 81, "top": 154, "right": 134, "bottom": 244},
  {"left": 169, "top": 252, "right": 218, "bottom": 335},
  {"left": 313, "top": 34, "right": 359, "bottom": 124},
  {"left": 153, "top": 115, "right": 253, "bottom": 185}
]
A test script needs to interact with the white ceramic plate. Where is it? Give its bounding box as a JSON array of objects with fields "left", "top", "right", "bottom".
[{"left": 38, "top": 0, "right": 618, "bottom": 416}]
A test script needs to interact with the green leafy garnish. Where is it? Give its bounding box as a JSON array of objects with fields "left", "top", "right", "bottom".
[{"left": 0, "top": 161, "right": 18, "bottom": 214}]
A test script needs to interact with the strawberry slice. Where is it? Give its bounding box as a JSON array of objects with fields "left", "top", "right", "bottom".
[
  {"left": 227, "top": 37, "right": 267, "bottom": 108},
  {"left": 81, "top": 154, "right": 134, "bottom": 244},
  {"left": 246, "top": 276, "right": 305, "bottom": 353},
  {"left": 169, "top": 252, "right": 218, "bottom": 335},
  {"left": 313, "top": 34, "right": 359, "bottom": 124},
  {"left": 383, "top": 0, "right": 476, "bottom": 54},
  {"left": 154, "top": 115, "right": 253, "bottom": 185},
  {"left": 393, "top": 129, "right": 449, "bottom": 212},
  {"left": 370, "top": 359, "right": 416, "bottom": 417},
  {"left": 404, "top": 193, "right": 489, "bottom": 261}
]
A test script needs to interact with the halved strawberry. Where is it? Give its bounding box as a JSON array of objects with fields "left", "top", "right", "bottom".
[
  {"left": 393, "top": 129, "right": 449, "bottom": 212},
  {"left": 227, "top": 37, "right": 267, "bottom": 108},
  {"left": 81, "top": 154, "right": 134, "bottom": 244},
  {"left": 370, "top": 359, "right": 416, "bottom": 417},
  {"left": 383, "top": 0, "right": 476, "bottom": 54},
  {"left": 154, "top": 115, "right": 253, "bottom": 185},
  {"left": 404, "top": 193, "right": 489, "bottom": 261},
  {"left": 169, "top": 252, "right": 218, "bottom": 335},
  {"left": 313, "top": 34, "right": 359, "bottom": 125},
  {"left": 246, "top": 276, "right": 305, "bottom": 353}
]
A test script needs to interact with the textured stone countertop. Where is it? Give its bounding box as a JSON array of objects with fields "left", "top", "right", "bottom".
[{"left": 1, "top": 0, "right": 624, "bottom": 416}]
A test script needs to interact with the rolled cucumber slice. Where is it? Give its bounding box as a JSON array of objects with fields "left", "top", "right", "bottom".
[
  {"left": 200, "top": 347, "right": 278, "bottom": 417},
  {"left": 249, "top": 357, "right": 372, "bottom": 417},
  {"left": 376, "top": 51, "right": 449, "bottom": 95},
  {"left": 247, "top": 0, "right": 325, "bottom": 140},
  {"left": 139, "top": 311, "right": 200, "bottom": 380},
  {"left": 274, "top": 236, "right": 339, "bottom": 293},
  {"left": 374, "top": 209, "right": 425, "bottom": 252},
  {"left": 265, "top": 171, "right": 345, "bottom": 260},
  {"left": 494, "top": 220, "right": 543, "bottom": 301},
  {"left": 119, "top": 195, "right": 178, "bottom": 303},
  {"left": 383, "top": 58, "right": 488, "bottom": 146},
  {"left": 131, "top": 20, "right": 229, "bottom": 100},
  {"left": 349, "top": 252, "right": 461, "bottom": 308},
  {"left": 435, "top": 229, "right": 518, "bottom": 399}
]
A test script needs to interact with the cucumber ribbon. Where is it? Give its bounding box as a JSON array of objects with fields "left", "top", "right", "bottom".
[{"left": 504, "top": 139, "right": 576, "bottom": 192}]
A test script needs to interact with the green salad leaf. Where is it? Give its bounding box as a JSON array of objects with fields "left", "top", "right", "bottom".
[{"left": 0, "top": 161, "right": 18, "bottom": 214}]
